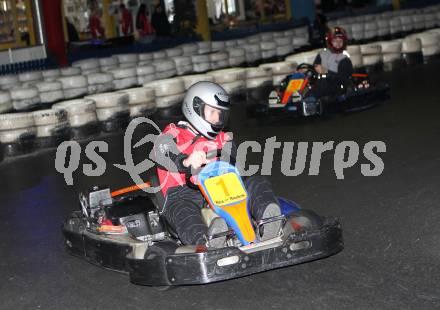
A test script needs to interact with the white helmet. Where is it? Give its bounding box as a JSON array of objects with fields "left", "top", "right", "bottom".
[{"left": 182, "top": 81, "right": 230, "bottom": 139}]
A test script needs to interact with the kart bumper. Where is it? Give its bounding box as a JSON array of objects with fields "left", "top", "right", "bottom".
[{"left": 128, "top": 217, "right": 343, "bottom": 286}]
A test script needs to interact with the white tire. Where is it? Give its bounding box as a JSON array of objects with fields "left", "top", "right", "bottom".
[
  {"left": 247, "top": 37, "right": 260, "bottom": 44},
  {"left": 18, "top": 71, "right": 43, "bottom": 83},
  {"left": 228, "top": 48, "right": 245, "bottom": 57},
  {"left": 181, "top": 43, "right": 198, "bottom": 55},
  {"left": 12, "top": 98, "right": 40, "bottom": 111},
  {"left": 197, "top": 41, "right": 211, "bottom": 51},
  {"left": 81, "top": 68, "right": 101, "bottom": 75},
  {"left": 246, "top": 52, "right": 262, "bottom": 63},
  {"left": 172, "top": 56, "right": 192, "bottom": 67},
  {"left": 85, "top": 92, "right": 129, "bottom": 108},
  {"left": 176, "top": 64, "right": 193, "bottom": 75},
  {"left": 88, "top": 83, "right": 114, "bottom": 95},
  {"left": 153, "top": 51, "right": 167, "bottom": 60},
  {"left": 96, "top": 105, "right": 129, "bottom": 121},
  {"left": 0, "top": 112, "right": 34, "bottom": 130},
  {"left": 347, "top": 45, "right": 362, "bottom": 55},
  {"left": 0, "top": 101, "right": 13, "bottom": 113},
  {"left": 154, "top": 60, "right": 175, "bottom": 72},
  {"left": 0, "top": 91, "right": 11, "bottom": 104},
  {"left": 99, "top": 57, "right": 118, "bottom": 67},
  {"left": 350, "top": 54, "right": 364, "bottom": 68},
  {"left": 60, "top": 67, "right": 81, "bottom": 76},
  {"left": 410, "top": 33, "right": 439, "bottom": 46},
  {"left": 69, "top": 112, "right": 98, "bottom": 127},
  {"left": 42, "top": 69, "right": 61, "bottom": 80},
  {"left": 209, "top": 52, "right": 228, "bottom": 62},
  {"left": 260, "top": 41, "right": 276, "bottom": 51},
  {"left": 58, "top": 75, "right": 88, "bottom": 89},
  {"left": 228, "top": 56, "right": 246, "bottom": 66},
  {"left": 220, "top": 81, "right": 245, "bottom": 95},
  {"left": 402, "top": 38, "right": 422, "bottom": 53},
  {"left": 225, "top": 40, "right": 237, "bottom": 47},
  {"left": 191, "top": 54, "right": 210, "bottom": 64},
  {"left": 100, "top": 65, "right": 118, "bottom": 72},
  {"left": 137, "top": 74, "right": 156, "bottom": 85},
  {"left": 246, "top": 76, "right": 272, "bottom": 88},
  {"left": 292, "top": 37, "right": 309, "bottom": 47},
  {"left": 181, "top": 74, "right": 214, "bottom": 89},
  {"left": 40, "top": 90, "right": 64, "bottom": 103},
  {"left": 118, "top": 63, "right": 136, "bottom": 70},
  {"left": 0, "top": 75, "right": 19, "bottom": 86},
  {"left": 138, "top": 53, "right": 153, "bottom": 61},
  {"left": 272, "top": 74, "right": 287, "bottom": 86},
  {"left": 193, "top": 62, "right": 211, "bottom": 72},
  {"left": 155, "top": 69, "right": 177, "bottom": 80},
  {"left": 72, "top": 59, "right": 100, "bottom": 70},
  {"left": 109, "top": 67, "right": 137, "bottom": 79},
  {"left": 261, "top": 50, "right": 277, "bottom": 59},
  {"left": 276, "top": 45, "right": 294, "bottom": 56},
  {"left": 422, "top": 45, "right": 440, "bottom": 56},
  {"left": 211, "top": 41, "right": 226, "bottom": 51},
  {"left": 32, "top": 109, "right": 67, "bottom": 126},
  {"left": 113, "top": 77, "right": 138, "bottom": 90},
  {"left": 144, "top": 78, "right": 184, "bottom": 96},
  {"left": 0, "top": 127, "right": 37, "bottom": 143},
  {"left": 119, "top": 87, "right": 155, "bottom": 105},
  {"left": 63, "top": 87, "right": 89, "bottom": 99},
  {"left": 156, "top": 93, "right": 184, "bottom": 108},
  {"left": 362, "top": 54, "right": 383, "bottom": 66},
  {"left": 35, "top": 122, "right": 69, "bottom": 138},
  {"left": 129, "top": 102, "right": 157, "bottom": 117},
  {"left": 207, "top": 68, "right": 246, "bottom": 83},
  {"left": 35, "top": 81, "right": 62, "bottom": 92},
  {"left": 275, "top": 37, "right": 291, "bottom": 46},
  {"left": 246, "top": 44, "right": 261, "bottom": 53},
  {"left": 53, "top": 99, "right": 96, "bottom": 115},
  {"left": 10, "top": 87, "right": 39, "bottom": 100},
  {"left": 246, "top": 67, "right": 272, "bottom": 79},
  {"left": 166, "top": 47, "right": 183, "bottom": 57},
  {"left": 115, "top": 54, "right": 139, "bottom": 63},
  {"left": 360, "top": 44, "right": 382, "bottom": 55},
  {"left": 382, "top": 53, "right": 402, "bottom": 63},
  {"left": 87, "top": 72, "right": 113, "bottom": 85},
  {"left": 260, "top": 62, "right": 295, "bottom": 75},
  {"left": 136, "top": 65, "right": 156, "bottom": 76},
  {"left": 210, "top": 60, "right": 229, "bottom": 70},
  {"left": 379, "top": 41, "right": 402, "bottom": 53}
]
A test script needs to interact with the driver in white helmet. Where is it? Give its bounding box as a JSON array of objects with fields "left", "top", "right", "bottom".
[{"left": 153, "top": 81, "right": 281, "bottom": 248}]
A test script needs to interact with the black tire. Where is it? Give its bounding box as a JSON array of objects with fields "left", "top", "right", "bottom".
[{"left": 144, "top": 241, "right": 179, "bottom": 290}]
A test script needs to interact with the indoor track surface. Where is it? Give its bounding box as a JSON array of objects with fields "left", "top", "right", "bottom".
[{"left": 0, "top": 62, "right": 439, "bottom": 310}]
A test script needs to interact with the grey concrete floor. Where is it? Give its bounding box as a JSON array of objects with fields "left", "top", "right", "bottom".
[{"left": 0, "top": 62, "right": 439, "bottom": 310}]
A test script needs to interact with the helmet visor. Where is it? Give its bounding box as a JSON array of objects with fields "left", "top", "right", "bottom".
[{"left": 201, "top": 103, "right": 229, "bottom": 127}]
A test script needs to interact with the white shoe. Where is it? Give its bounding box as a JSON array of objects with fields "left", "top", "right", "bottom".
[
  {"left": 207, "top": 217, "right": 228, "bottom": 248},
  {"left": 261, "top": 203, "right": 282, "bottom": 241}
]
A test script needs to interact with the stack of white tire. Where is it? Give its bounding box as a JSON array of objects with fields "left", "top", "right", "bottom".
[
  {"left": 293, "top": 27, "right": 310, "bottom": 48},
  {"left": 360, "top": 43, "right": 383, "bottom": 70},
  {"left": 32, "top": 108, "right": 69, "bottom": 147},
  {"left": 144, "top": 78, "right": 185, "bottom": 109},
  {"left": 110, "top": 67, "right": 138, "bottom": 90},
  {"left": 85, "top": 92, "right": 130, "bottom": 131},
  {"left": 115, "top": 54, "right": 138, "bottom": 68},
  {"left": 378, "top": 40, "right": 403, "bottom": 70},
  {"left": 180, "top": 74, "right": 214, "bottom": 90},
  {"left": 138, "top": 53, "right": 153, "bottom": 66},
  {"left": 136, "top": 64, "right": 156, "bottom": 85},
  {"left": 119, "top": 87, "right": 156, "bottom": 117},
  {"left": 364, "top": 21, "right": 378, "bottom": 41},
  {"left": 166, "top": 47, "right": 183, "bottom": 58},
  {"left": 0, "top": 91, "right": 12, "bottom": 113},
  {"left": 60, "top": 67, "right": 81, "bottom": 77},
  {"left": 10, "top": 86, "right": 40, "bottom": 111},
  {"left": 0, "top": 112, "right": 36, "bottom": 155},
  {"left": 228, "top": 48, "right": 246, "bottom": 67},
  {"left": 351, "top": 23, "right": 365, "bottom": 42},
  {"left": 191, "top": 54, "right": 211, "bottom": 73},
  {"left": 275, "top": 36, "right": 294, "bottom": 58},
  {"left": 181, "top": 43, "right": 198, "bottom": 56},
  {"left": 72, "top": 59, "right": 100, "bottom": 75},
  {"left": 389, "top": 17, "right": 403, "bottom": 37},
  {"left": 401, "top": 36, "right": 423, "bottom": 65},
  {"left": 285, "top": 50, "right": 318, "bottom": 67},
  {"left": 172, "top": 56, "right": 193, "bottom": 76},
  {"left": 400, "top": 16, "right": 414, "bottom": 33},
  {"left": 53, "top": 99, "right": 99, "bottom": 138},
  {"left": 86, "top": 72, "right": 114, "bottom": 94},
  {"left": 154, "top": 60, "right": 177, "bottom": 79},
  {"left": 35, "top": 80, "right": 64, "bottom": 105},
  {"left": 58, "top": 75, "right": 88, "bottom": 99},
  {"left": 153, "top": 51, "right": 167, "bottom": 62},
  {"left": 197, "top": 41, "right": 212, "bottom": 54},
  {"left": 211, "top": 41, "right": 226, "bottom": 52},
  {"left": 209, "top": 52, "right": 229, "bottom": 70},
  {"left": 412, "top": 14, "right": 426, "bottom": 32},
  {"left": 376, "top": 19, "right": 391, "bottom": 39},
  {"left": 346, "top": 45, "right": 364, "bottom": 69},
  {"left": 408, "top": 32, "right": 440, "bottom": 62},
  {"left": 260, "top": 62, "right": 295, "bottom": 86},
  {"left": 245, "top": 67, "right": 273, "bottom": 104},
  {"left": 18, "top": 71, "right": 43, "bottom": 87},
  {"left": 208, "top": 68, "right": 246, "bottom": 95},
  {"left": 245, "top": 44, "right": 262, "bottom": 64},
  {"left": 260, "top": 41, "right": 277, "bottom": 61}
]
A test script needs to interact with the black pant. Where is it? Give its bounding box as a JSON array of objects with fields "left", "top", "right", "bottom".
[{"left": 162, "top": 176, "right": 279, "bottom": 245}]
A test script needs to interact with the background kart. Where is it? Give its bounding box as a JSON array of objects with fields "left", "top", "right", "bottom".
[
  {"left": 247, "top": 64, "right": 390, "bottom": 119},
  {"left": 63, "top": 156, "right": 343, "bottom": 288}
]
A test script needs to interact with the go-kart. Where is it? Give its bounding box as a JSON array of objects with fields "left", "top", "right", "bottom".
[
  {"left": 247, "top": 63, "right": 390, "bottom": 119},
  {"left": 62, "top": 150, "right": 343, "bottom": 287}
]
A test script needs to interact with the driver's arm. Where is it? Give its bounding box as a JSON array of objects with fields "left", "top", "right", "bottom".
[{"left": 153, "top": 133, "right": 190, "bottom": 173}]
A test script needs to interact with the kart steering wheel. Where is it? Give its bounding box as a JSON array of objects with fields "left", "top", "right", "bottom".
[
  {"left": 185, "top": 149, "right": 233, "bottom": 190},
  {"left": 296, "top": 63, "right": 317, "bottom": 80}
]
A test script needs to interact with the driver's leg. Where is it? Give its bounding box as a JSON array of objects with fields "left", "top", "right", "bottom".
[
  {"left": 245, "top": 176, "right": 282, "bottom": 241},
  {"left": 162, "top": 186, "right": 207, "bottom": 245}
]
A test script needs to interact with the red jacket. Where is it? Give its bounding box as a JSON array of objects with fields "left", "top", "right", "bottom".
[
  {"left": 89, "top": 15, "right": 105, "bottom": 39},
  {"left": 156, "top": 122, "right": 230, "bottom": 196},
  {"left": 121, "top": 8, "right": 133, "bottom": 35}
]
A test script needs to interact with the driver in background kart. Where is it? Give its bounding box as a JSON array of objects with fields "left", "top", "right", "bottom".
[
  {"left": 311, "top": 26, "right": 353, "bottom": 98},
  {"left": 153, "top": 81, "right": 282, "bottom": 248}
]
